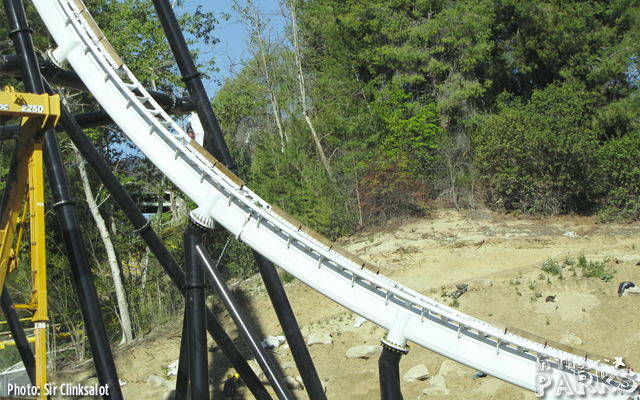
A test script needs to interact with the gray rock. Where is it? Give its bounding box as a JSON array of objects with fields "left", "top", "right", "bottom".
[
  {"left": 146, "top": 374, "right": 170, "bottom": 388},
  {"left": 345, "top": 345, "right": 382, "bottom": 359},
  {"left": 284, "top": 375, "right": 303, "bottom": 390},
  {"left": 623, "top": 286, "right": 640, "bottom": 296},
  {"left": 423, "top": 374, "right": 450, "bottom": 396},
  {"left": 439, "top": 360, "right": 467, "bottom": 381},
  {"left": 403, "top": 363, "right": 431, "bottom": 382},
  {"left": 307, "top": 331, "right": 333, "bottom": 345},
  {"left": 559, "top": 334, "right": 583, "bottom": 347},
  {"left": 261, "top": 335, "right": 286, "bottom": 349},
  {"left": 281, "top": 361, "right": 298, "bottom": 370},
  {"left": 166, "top": 360, "right": 179, "bottom": 376},
  {"left": 353, "top": 317, "right": 368, "bottom": 328}
]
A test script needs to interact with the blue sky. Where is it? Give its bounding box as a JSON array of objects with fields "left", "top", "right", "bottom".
[{"left": 178, "top": 0, "right": 286, "bottom": 94}]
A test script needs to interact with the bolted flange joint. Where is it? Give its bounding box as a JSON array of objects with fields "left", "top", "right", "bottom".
[
  {"left": 380, "top": 336, "right": 410, "bottom": 355},
  {"left": 189, "top": 208, "right": 215, "bottom": 231}
]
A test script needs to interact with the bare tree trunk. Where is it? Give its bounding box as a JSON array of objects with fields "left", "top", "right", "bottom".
[
  {"left": 140, "top": 247, "right": 151, "bottom": 292},
  {"left": 72, "top": 144, "right": 134, "bottom": 343},
  {"left": 288, "top": 0, "right": 332, "bottom": 177},
  {"left": 241, "top": 0, "right": 288, "bottom": 152}
]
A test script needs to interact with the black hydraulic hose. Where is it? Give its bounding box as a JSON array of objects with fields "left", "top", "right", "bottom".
[
  {"left": 175, "top": 316, "right": 190, "bottom": 400},
  {"left": 47, "top": 80, "right": 271, "bottom": 400},
  {"left": 0, "top": 287, "right": 36, "bottom": 384},
  {"left": 150, "top": 0, "right": 237, "bottom": 173},
  {"left": 149, "top": 4, "right": 326, "bottom": 399},
  {"left": 197, "top": 243, "right": 295, "bottom": 400},
  {"left": 378, "top": 347, "right": 404, "bottom": 400},
  {"left": 3, "top": 1, "right": 123, "bottom": 398},
  {"left": 0, "top": 54, "right": 196, "bottom": 114},
  {"left": 184, "top": 224, "right": 209, "bottom": 400}
]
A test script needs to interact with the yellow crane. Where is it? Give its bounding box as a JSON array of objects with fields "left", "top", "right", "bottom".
[{"left": 0, "top": 86, "right": 60, "bottom": 400}]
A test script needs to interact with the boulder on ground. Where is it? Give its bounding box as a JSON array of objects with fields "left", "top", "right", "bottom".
[
  {"left": 307, "top": 331, "right": 333, "bottom": 345},
  {"left": 281, "top": 361, "right": 297, "bottom": 370},
  {"left": 354, "top": 317, "right": 368, "bottom": 328},
  {"left": 403, "top": 363, "right": 430, "bottom": 382},
  {"left": 345, "top": 345, "right": 382, "bottom": 359},
  {"left": 559, "top": 334, "right": 583, "bottom": 347},
  {"left": 166, "top": 360, "right": 179, "bottom": 376},
  {"left": 439, "top": 360, "right": 467, "bottom": 381},
  {"left": 146, "top": 374, "right": 170, "bottom": 388},
  {"left": 261, "top": 335, "right": 286, "bottom": 349},
  {"left": 284, "top": 375, "right": 303, "bottom": 390},
  {"left": 423, "top": 374, "right": 450, "bottom": 396}
]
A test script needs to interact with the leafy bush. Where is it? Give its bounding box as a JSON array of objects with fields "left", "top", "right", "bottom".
[
  {"left": 474, "top": 81, "right": 600, "bottom": 214},
  {"left": 598, "top": 127, "right": 640, "bottom": 221},
  {"left": 541, "top": 259, "right": 562, "bottom": 276},
  {"left": 579, "top": 258, "right": 615, "bottom": 282},
  {"left": 280, "top": 271, "right": 295, "bottom": 284},
  {"left": 358, "top": 157, "right": 432, "bottom": 226}
]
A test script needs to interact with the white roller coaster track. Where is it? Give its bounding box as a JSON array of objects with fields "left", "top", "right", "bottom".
[{"left": 30, "top": 1, "right": 638, "bottom": 398}]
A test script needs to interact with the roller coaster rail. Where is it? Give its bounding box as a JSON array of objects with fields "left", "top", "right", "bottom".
[{"left": 26, "top": 0, "right": 640, "bottom": 398}]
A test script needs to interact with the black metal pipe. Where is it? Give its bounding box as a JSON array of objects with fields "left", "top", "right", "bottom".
[
  {"left": 150, "top": 0, "right": 237, "bottom": 173},
  {"left": 175, "top": 315, "right": 190, "bottom": 400},
  {"left": 0, "top": 53, "right": 197, "bottom": 114},
  {"left": 149, "top": 4, "right": 326, "bottom": 399},
  {"left": 197, "top": 243, "right": 295, "bottom": 400},
  {"left": 378, "top": 347, "right": 404, "bottom": 400},
  {"left": 2, "top": 1, "right": 42, "bottom": 93},
  {"left": 0, "top": 287, "right": 36, "bottom": 384},
  {"left": 1, "top": 110, "right": 120, "bottom": 141},
  {"left": 184, "top": 224, "right": 209, "bottom": 400},
  {"left": 253, "top": 251, "right": 328, "bottom": 399},
  {"left": 48, "top": 78, "right": 271, "bottom": 399},
  {"left": 2, "top": 1, "right": 123, "bottom": 398},
  {"left": 43, "top": 133, "right": 123, "bottom": 400}
]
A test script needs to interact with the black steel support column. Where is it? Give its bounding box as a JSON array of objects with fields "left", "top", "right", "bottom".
[
  {"left": 49, "top": 79, "right": 270, "bottom": 399},
  {"left": 150, "top": 0, "right": 236, "bottom": 172},
  {"left": 184, "top": 224, "right": 209, "bottom": 400},
  {"left": 197, "top": 243, "right": 295, "bottom": 400},
  {"left": 150, "top": 3, "right": 326, "bottom": 399},
  {"left": 174, "top": 316, "right": 190, "bottom": 400},
  {"left": 0, "top": 287, "right": 36, "bottom": 384},
  {"left": 378, "top": 345, "right": 405, "bottom": 400},
  {"left": 253, "top": 252, "right": 328, "bottom": 398},
  {"left": 2, "top": 1, "right": 123, "bottom": 398}
]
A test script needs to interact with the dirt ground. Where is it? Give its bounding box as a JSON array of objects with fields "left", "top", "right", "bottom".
[{"left": 51, "top": 210, "right": 640, "bottom": 399}]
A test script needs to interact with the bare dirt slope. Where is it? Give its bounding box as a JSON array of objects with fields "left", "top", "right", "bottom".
[{"left": 52, "top": 210, "right": 640, "bottom": 399}]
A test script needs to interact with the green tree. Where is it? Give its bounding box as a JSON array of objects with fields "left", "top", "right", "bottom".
[{"left": 474, "top": 81, "right": 600, "bottom": 214}]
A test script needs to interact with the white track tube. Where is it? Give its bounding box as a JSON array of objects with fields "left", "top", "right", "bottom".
[
  {"left": 189, "top": 190, "right": 220, "bottom": 230},
  {"left": 383, "top": 310, "right": 411, "bottom": 352}
]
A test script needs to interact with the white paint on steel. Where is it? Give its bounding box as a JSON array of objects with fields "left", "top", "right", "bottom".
[{"left": 30, "top": 1, "right": 638, "bottom": 398}]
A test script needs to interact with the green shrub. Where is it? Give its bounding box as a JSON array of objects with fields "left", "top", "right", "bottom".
[
  {"left": 280, "top": 271, "right": 295, "bottom": 284},
  {"left": 581, "top": 259, "right": 615, "bottom": 282},
  {"left": 541, "top": 259, "right": 562, "bottom": 276},
  {"left": 474, "top": 81, "right": 599, "bottom": 214}
]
